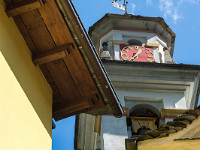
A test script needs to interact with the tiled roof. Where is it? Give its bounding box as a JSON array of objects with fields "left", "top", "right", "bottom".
[{"left": 134, "top": 108, "right": 200, "bottom": 141}]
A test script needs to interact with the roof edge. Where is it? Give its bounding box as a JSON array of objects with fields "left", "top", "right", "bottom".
[{"left": 56, "top": 0, "right": 124, "bottom": 117}]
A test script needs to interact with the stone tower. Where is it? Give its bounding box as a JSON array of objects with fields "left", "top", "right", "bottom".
[{"left": 74, "top": 14, "right": 200, "bottom": 150}]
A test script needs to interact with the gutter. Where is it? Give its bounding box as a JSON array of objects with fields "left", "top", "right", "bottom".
[{"left": 55, "top": 0, "right": 124, "bottom": 117}]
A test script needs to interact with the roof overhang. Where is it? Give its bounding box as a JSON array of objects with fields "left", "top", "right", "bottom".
[
  {"left": 102, "top": 60, "right": 200, "bottom": 109},
  {"left": 89, "top": 13, "right": 176, "bottom": 57},
  {"left": 3, "top": 0, "right": 123, "bottom": 120}
]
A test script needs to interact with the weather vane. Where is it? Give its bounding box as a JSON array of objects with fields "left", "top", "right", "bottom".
[{"left": 112, "top": 0, "right": 128, "bottom": 14}]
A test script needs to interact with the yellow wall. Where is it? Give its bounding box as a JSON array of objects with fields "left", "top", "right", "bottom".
[
  {"left": 138, "top": 140, "right": 200, "bottom": 150},
  {"left": 0, "top": 1, "right": 52, "bottom": 150}
]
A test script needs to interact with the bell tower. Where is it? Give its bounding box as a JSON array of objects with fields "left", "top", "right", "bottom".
[
  {"left": 89, "top": 13, "right": 175, "bottom": 63},
  {"left": 75, "top": 13, "right": 200, "bottom": 150}
]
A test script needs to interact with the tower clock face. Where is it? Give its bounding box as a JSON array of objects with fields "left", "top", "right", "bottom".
[{"left": 120, "top": 45, "right": 155, "bottom": 62}]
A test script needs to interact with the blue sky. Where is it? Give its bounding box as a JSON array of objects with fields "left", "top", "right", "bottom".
[{"left": 53, "top": 0, "right": 200, "bottom": 149}]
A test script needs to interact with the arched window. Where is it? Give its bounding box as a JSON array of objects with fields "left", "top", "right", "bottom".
[
  {"left": 127, "top": 39, "right": 142, "bottom": 46},
  {"left": 127, "top": 104, "right": 160, "bottom": 136}
]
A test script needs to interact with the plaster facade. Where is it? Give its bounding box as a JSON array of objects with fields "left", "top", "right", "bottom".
[
  {"left": 75, "top": 14, "right": 200, "bottom": 150},
  {"left": 99, "top": 29, "right": 166, "bottom": 63},
  {"left": 102, "top": 116, "right": 128, "bottom": 150},
  {"left": 0, "top": 1, "right": 52, "bottom": 149}
]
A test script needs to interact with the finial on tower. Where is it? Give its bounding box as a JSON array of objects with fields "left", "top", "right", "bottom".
[{"left": 112, "top": 0, "right": 128, "bottom": 14}]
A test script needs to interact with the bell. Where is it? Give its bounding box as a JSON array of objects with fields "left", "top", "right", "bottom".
[{"left": 102, "top": 42, "right": 108, "bottom": 51}]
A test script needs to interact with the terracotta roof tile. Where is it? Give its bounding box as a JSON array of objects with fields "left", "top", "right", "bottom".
[{"left": 134, "top": 108, "right": 200, "bottom": 141}]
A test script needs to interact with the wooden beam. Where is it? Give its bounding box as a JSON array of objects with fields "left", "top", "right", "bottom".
[
  {"left": 94, "top": 115, "right": 101, "bottom": 133},
  {"left": 145, "top": 43, "right": 160, "bottom": 48},
  {"left": 33, "top": 43, "right": 74, "bottom": 65},
  {"left": 53, "top": 94, "right": 99, "bottom": 111},
  {"left": 125, "top": 139, "right": 137, "bottom": 150},
  {"left": 161, "top": 108, "right": 187, "bottom": 118},
  {"left": 53, "top": 96, "right": 95, "bottom": 116},
  {"left": 112, "top": 40, "right": 128, "bottom": 45},
  {"left": 130, "top": 116, "right": 157, "bottom": 120},
  {"left": 6, "top": 0, "right": 43, "bottom": 17}
]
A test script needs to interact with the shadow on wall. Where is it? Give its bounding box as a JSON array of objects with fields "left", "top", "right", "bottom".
[{"left": 0, "top": 4, "right": 52, "bottom": 137}]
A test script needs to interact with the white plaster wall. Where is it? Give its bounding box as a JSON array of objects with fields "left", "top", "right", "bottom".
[
  {"left": 101, "top": 88, "right": 186, "bottom": 150},
  {"left": 153, "top": 47, "right": 160, "bottom": 63},
  {"left": 100, "top": 30, "right": 167, "bottom": 62},
  {"left": 148, "top": 34, "right": 157, "bottom": 43},
  {"left": 116, "top": 90, "right": 187, "bottom": 109},
  {"left": 175, "top": 97, "right": 187, "bottom": 108},
  {"left": 113, "top": 30, "right": 154, "bottom": 42},
  {"left": 114, "top": 45, "right": 120, "bottom": 60},
  {"left": 102, "top": 116, "right": 128, "bottom": 150},
  {"left": 157, "top": 38, "right": 166, "bottom": 63}
]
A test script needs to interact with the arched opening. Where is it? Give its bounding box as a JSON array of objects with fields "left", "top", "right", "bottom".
[
  {"left": 127, "top": 39, "right": 143, "bottom": 46},
  {"left": 130, "top": 104, "right": 159, "bottom": 118},
  {"left": 127, "top": 104, "right": 160, "bottom": 136}
]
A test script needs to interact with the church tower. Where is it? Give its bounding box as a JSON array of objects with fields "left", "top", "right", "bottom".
[
  {"left": 75, "top": 13, "right": 200, "bottom": 150},
  {"left": 89, "top": 14, "right": 175, "bottom": 63}
]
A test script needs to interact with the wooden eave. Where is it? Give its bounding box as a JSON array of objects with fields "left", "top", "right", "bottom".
[{"left": 3, "top": 0, "right": 123, "bottom": 121}]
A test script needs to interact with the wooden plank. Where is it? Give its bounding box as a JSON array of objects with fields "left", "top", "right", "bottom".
[
  {"left": 53, "top": 93, "right": 105, "bottom": 120},
  {"left": 34, "top": 50, "right": 68, "bottom": 65},
  {"left": 53, "top": 95, "right": 95, "bottom": 114},
  {"left": 3, "top": 0, "right": 12, "bottom": 6},
  {"left": 12, "top": 0, "right": 106, "bottom": 119},
  {"left": 19, "top": 9, "right": 80, "bottom": 101},
  {"left": 46, "top": 59, "right": 81, "bottom": 102},
  {"left": 20, "top": 9, "right": 55, "bottom": 52},
  {"left": 54, "top": 107, "right": 89, "bottom": 121},
  {"left": 6, "top": 0, "right": 43, "bottom": 17},
  {"left": 38, "top": 0, "right": 74, "bottom": 45},
  {"left": 161, "top": 108, "right": 187, "bottom": 118},
  {"left": 13, "top": 15, "right": 38, "bottom": 54},
  {"left": 130, "top": 117, "right": 157, "bottom": 120},
  {"left": 63, "top": 52, "right": 98, "bottom": 96},
  {"left": 53, "top": 99, "right": 93, "bottom": 120},
  {"left": 33, "top": 44, "right": 74, "bottom": 65},
  {"left": 39, "top": 0, "right": 98, "bottom": 96},
  {"left": 145, "top": 43, "right": 160, "bottom": 48},
  {"left": 40, "top": 64, "right": 63, "bottom": 103},
  {"left": 55, "top": 101, "right": 92, "bottom": 114},
  {"left": 94, "top": 115, "right": 101, "bottom": 133}
]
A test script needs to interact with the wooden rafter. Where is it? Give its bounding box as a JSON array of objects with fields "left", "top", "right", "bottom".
[
  {"left": 2, "top": 0, "right": 123, "bottom": 120},
  {"left": 33, "top": 43, "right": 74, "bottom": 65},
  {"left": 6, "top": 0, "right": 43, "bottom": 17}
]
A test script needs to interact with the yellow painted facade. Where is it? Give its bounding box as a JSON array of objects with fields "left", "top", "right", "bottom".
[
  {"left": 0, "top": 1, "right": 52, "bottom": 150},
  {"left": 138, "top": 140, "right": 200, "bottom": 150}
]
